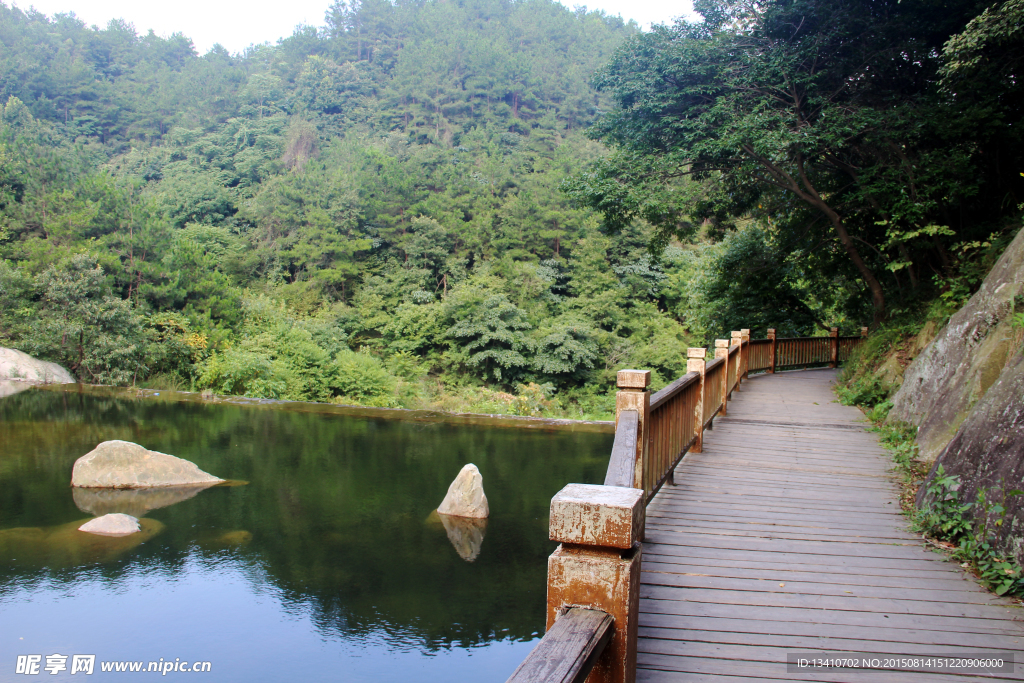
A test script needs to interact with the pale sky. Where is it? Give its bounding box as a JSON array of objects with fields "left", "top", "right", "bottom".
[{"left": 10, "top": 0, "right": 695, "bottom": 55}]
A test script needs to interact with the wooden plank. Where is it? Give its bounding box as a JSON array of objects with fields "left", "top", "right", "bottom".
[
  {"left": 644, "top": 521, "right": 924, "bottom": 545},
  {"left": 643, "top": 532, "right": 940, "bottom": 560},
  {"left": 642, "top": 576, "right": 1020, "bottom": 621},
  {"left": 645, "top": 518, "right": 919, "bottom": 541},
  {"left": 639, "top": 625, "right": 1022, "bottom": 658},
  {"left": 643, "top": 542, "right": 972, "bottom": 573},
  {"left": 638, "top": 613, "right": 1024, "bottom": 649},
  {"left": 639, "top": 571, "right": 1008, "bottom": 606},
  {"left": 641, "top": 560, "right": 983, "bottom": 590},
  {"left": 506, "top": 608, "right": 613, "bottom": 683},
  {"left": 651, "top": 493, "right": 910, "bottom": 517},
  {"left": 645, "top": 509, "right": 917, "bottom": 534},
  {"left": 640, "top": 596, "right": 1024, "bottom": 635},
  {"left": 675, "top": 464, "right": 898, "bottom": 487},
  {"left": 604, "top": 409, "right": 637, "bottom": 488}
]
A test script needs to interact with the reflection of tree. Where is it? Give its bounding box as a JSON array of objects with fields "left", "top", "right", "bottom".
[{"left": 0, "top": 388, "right": 610, "bottom": 649}]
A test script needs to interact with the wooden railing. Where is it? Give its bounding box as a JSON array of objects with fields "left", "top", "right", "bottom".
[{"left": 506, "top": 326, "right": 865, "bottom": 683}]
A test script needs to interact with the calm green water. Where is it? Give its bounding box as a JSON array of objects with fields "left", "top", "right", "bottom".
[{"left": 0, "top": 386, "right": 611, "bottom": 682}]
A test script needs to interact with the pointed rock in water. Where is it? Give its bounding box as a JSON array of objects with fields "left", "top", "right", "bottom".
[
  {"left": 437, "top": 463, "right": 489, "bottom": 519},
  {"left": 72, "top": 440, "right": 224, "bottom": 489},
  {"left": 78, "top": 513, "right": 141, "bottom": 537}
]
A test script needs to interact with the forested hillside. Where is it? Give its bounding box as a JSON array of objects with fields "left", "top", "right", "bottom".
[{"left": 1, "top": 0, "right": 1021, "bottom": 418}]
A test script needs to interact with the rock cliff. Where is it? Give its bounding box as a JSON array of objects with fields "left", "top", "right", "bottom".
[
  {"left": 920, "top": 346, "right": 1024, "bottom": 564},
  {"left": 889, "top": 227, "right": 1024, "bottom": 462}
]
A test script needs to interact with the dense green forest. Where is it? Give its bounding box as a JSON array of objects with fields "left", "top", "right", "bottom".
[{"left": 0, "top": 0, "right": 1021, "bottom": 417}]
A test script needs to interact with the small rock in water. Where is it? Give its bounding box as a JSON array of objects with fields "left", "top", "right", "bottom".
[
  {"left": 72, "top": 440, "right": 224, "bottom": 488},
  {"left": 78, "top": 513, "right": 141, "bottom": 537},
  {"left": 437, "top": 463, "right": 489, "bottom": 519}
]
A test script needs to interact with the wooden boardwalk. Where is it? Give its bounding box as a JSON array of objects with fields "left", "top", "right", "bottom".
[{"left": 637, "top": 369, "right": 1024, "bottom": 682}]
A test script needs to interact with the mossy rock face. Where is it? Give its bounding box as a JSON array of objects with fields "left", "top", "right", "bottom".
[
  {"left": 0, "top": 518, "right": 164, "bottom": 567},
  {"left": 921, "top": 347, "right": 1024, "bottom": 565},
  {"left": 889, "top": 226, "right": 1024, "bottom": 462}
]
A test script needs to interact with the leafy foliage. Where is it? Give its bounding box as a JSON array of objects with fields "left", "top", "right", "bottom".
[{"left": 569, "top": 0, "right": 1024, "bottom": 324}]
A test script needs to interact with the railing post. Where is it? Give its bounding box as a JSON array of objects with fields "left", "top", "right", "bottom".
[
  {"left": 730, "top": 331, "right": 742, "bottom": 389},
  {"left": 615, "top": 370, "right": 650, "bottom": 491},
  {"left": 715, "top": 340, "right": 729, "bottom": 416},
  {"left": 740, "top": 329, "right": 750, "bottom": 378},
  {"left": 547, "top": 484, "right": 644, "bottom": 683},
  {"left": 829, "top": 327, "right": 839, "bottom": 368},
  {"left": 687, "top": 348, "right": 706, "bottom": 453},
  {"left": 767, "top": 328, "right": 777, "bottom": 374}
]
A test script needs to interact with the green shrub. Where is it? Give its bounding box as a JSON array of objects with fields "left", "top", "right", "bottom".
[{"left": 329, "top": 350, "right": 398, "bottom": 406}]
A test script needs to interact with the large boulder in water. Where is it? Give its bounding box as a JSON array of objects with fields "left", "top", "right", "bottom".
[
  {"left": 437, "top": 463, "right": 489, "bottom": 519},
  {"left": 72, "top": 440, "right": 224, "bottom": 489},
  {"left": 888, "top": 226, "right": 1024, "bottom": 462},
  {"left": 0, "top": 347, "right": 75, "bottom": 384}
]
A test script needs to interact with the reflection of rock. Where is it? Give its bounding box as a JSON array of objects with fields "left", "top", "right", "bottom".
[
  {"left": 0, "top": 347, "right": 75, "bottom": 383},
  {"left": 0, "top": 518, "right": 164, "bottom": 567},
  {"left": 437, "top": 513, "right": 487, "bottom": 562},
  {"left": 0, "top": 380, "right": 33, "bottom": 399},
  {"left": 205, "top": 530, "right": 253, "bottom": 547},
  {"left": 72, "top": 440, "right": 224, "bottom": 488},
  {"left": 437, "top": 463, "right": 489, "bottom": 518},
  {"left": 79, "top": 513, "right": 140, "bottom": 536},
  {"left": 73, "top": 484, "right": 217, "bottom": 518}
]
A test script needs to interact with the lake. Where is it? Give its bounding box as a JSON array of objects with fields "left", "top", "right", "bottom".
[{"left": 0, "top": 385, "right": 612, "bottom": 682}]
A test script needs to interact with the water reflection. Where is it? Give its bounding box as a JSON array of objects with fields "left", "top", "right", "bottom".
[
  {"left": 72, "top": 484, "right": 220, "bottom": 518},
  {"left": 0, "top": 518, "right": 165, "bottom": 567},
  {"left": 431, "top": 511, "right": 488, "bottom": 562},
  {"left": 0, "top": 387, "right": 610, "bottom": 682}
]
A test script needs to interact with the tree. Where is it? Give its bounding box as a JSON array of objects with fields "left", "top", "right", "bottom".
[
  {"left": 25, "top": 254, "right": 147, "bottom": 383},
  {"left": 566, "top": 0, "right": 1021, "bottom": 324},
  {"left": 446, "top": 291, "right": 534, "bottom": 383}
]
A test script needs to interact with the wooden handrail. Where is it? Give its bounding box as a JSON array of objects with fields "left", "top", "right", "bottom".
[
  {"left": 604, "top": 410, "right": 638, "bottom": 488},
  {"left": 649, "top": 371, "right": 698, "bottom": 411},
  {"left": 505, "top": 608, "right": 614, "bottom": 683},
  {"left": 705, "top": 355, "right": 724, "bottom": 373}
]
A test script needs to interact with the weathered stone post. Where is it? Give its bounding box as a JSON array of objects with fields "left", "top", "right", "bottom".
[
  {"left": 767, "top": 328, "right": 777, "bottom": 374},
  {"left": 731, "top": 331, "right": 743, "bottom": 388},
  {"left": 829, "top": 327, "right": 839, "bottom": 368},
  {"left": 615, "top": 370, "right": 650, "bottom": 491},
  {"left": 547, "top": 484, "right": 644, "bottom": 683},
  {"left": 687, "top": 348, "right": 706, "bottom": 453},
  {"left": 740, "top": 329, "right": 751, "bottom": 378},
  {"left": 715, "top": 340, "right": 730, "bottom": 415}
]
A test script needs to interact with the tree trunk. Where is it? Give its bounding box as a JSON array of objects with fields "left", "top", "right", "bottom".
[{"left": 828, "top": 213, "right": 886, "bottom": 324}]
